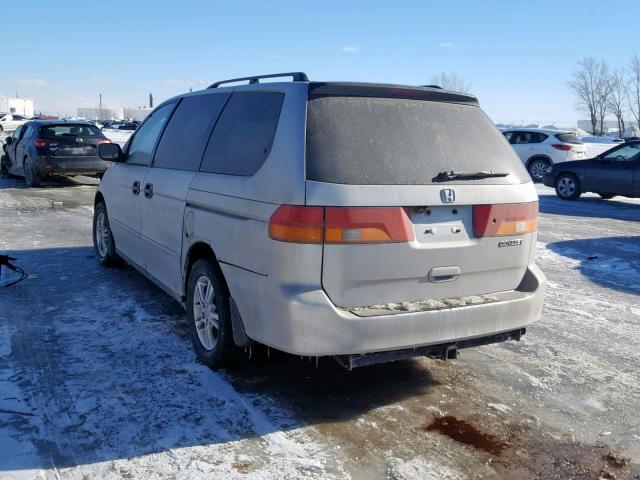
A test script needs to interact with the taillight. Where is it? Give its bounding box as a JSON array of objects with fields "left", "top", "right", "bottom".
[
  {"left": 268, "top": 205, "right": 324, "bottom": 244},
  {"left": 473, "top": 202, "right": 538, "bottom": 238},
  {"left": 268, "top": 206, "right": 415, "bottom": 244},
  {"left": 551, "top": 144, "right": 572, "bottom": 151},
  {"left": 325, "top": 207, "right": 414, "bottom": 243},
  {"left": 34, "top": 138, "right": 49, "bottom": 148},
  {"left": 96, "top": 139, "right": 111, "bottom": 144}
]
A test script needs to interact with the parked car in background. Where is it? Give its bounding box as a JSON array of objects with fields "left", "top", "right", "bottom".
[
  {"left": 1, "top": 120, "right": 112, "bottom": 187},
  {"left": 93, "top": 72, "right": 545, "bottom": 370},
  {"left": 502, "top": 128, "right": 587, "bottom": 182},
  {"left": 117, "top": 121, "right": 138, "bottom": 130},
  {"left": 0, "top": 113, "right": 29, "bottom": 132},
  {"left": 543, "top": 140, "right": 640, "bottom": 200}
]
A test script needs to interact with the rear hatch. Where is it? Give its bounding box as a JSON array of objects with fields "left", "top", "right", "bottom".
[
  {"left": 304, "top": 84, "right": 538, "bottom": 308},
  {"left": 40, "top": 124, "right": 108, "bottom": 157},
  {"left": 554, "top": 132, "right": 587, "bottom": 159}
]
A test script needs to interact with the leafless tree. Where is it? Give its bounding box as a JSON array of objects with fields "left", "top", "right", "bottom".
[
  {"left": 595, "top": 61, "right": 610, "bottom": 135},
  {"left": 429, "top": 72, "right": 471, "bottom": 93},
  {"left": 627, "top": 55, "right": 640, "bottom": 129},
  {"left": 606, "top": 70, "right": 626, "bottom": 138},
  {"left": 569, "top": 57, "right": 609, "bottom": 135}
]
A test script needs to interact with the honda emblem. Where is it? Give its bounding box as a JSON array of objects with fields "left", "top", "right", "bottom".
[{"left": 440, "top": 189, "right": 455, "bottom": 204}]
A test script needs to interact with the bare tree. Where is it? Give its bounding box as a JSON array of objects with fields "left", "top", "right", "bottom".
[
  {"left": 569, "top": 57, "right": 608, "bottom": 135},
  {"left": 606, "top": 70, "right": 626, "bottom": 138},
  {"left": 627, "top": 55, "right": 640, "bottom": 129},
  {"left": 596, "top": 61, "right": 610, "bottom": 135},
  {"left": 429, "top": 72, "right": 471, "bottom": 93}
]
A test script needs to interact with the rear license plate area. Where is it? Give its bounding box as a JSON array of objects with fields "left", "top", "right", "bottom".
[{"left": 411, "top": 206, "right": 472, "bottom": 243}]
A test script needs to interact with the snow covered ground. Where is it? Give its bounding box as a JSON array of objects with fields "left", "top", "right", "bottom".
[{"left": 0, "top": 177, "right": 638, "bottom": 479}]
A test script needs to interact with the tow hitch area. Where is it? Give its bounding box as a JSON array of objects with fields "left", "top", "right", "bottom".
[{"left": 333, "top": 328, "right": 525, "bottom": 370}]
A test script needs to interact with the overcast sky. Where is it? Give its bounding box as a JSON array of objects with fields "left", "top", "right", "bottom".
[{"left": 2, "top": 0, "right": 638, "bottom": 125}]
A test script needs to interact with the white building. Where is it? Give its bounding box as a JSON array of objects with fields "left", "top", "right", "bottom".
[
  {"left": 0, "top": 97, "right": 34, "bottom": 117},
  {"left": 123, "top": 107, "right": 152, "bottom": 122},
  {"left": 77, "top": 107, "right": 124, "bottom": 121}
]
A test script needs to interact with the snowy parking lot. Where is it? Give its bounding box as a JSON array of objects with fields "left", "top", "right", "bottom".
[{"left": 0, "top": 176, "right": 639, "bottom": 479}]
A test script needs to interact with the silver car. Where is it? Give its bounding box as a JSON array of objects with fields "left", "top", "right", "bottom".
[{"left": 93, "top": 73, "right": 546, "bottom": 369}]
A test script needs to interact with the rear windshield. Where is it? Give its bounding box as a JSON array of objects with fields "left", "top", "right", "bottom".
[
  {"left": 555, "top": 133, "right": 582, "bottom": 145},
  {"left": 306, "top": 96, "right": 528, "bottom": 185},
  {"left": 40, "top": 124, "right": 104, "bottom": 138}
]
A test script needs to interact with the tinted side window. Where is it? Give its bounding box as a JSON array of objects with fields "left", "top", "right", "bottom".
[
  {"left": 503, "top": 131, "right": 514, "bottom": 142},
  {"left": 127, "top": 103, "right": 174, "bottom": 166},
  {"left": 201, "top": 92, "right": 284, "bottom": 176},
  {"left": 603, "top": 143, "right": 640, "bottom": 162},
  {"left": 11, "top": 125, "right": 22, "bottom": 140},
  {"left": 154, "top": 93, "right": 229, "bottom": 171}
]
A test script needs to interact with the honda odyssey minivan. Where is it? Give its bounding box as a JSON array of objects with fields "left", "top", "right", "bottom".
[{"left": 93, "top": 72, "right": 546, "bottom": 369}]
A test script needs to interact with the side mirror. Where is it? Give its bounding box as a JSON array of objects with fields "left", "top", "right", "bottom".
[
  {"left": 5, "top": 136, "right": 12, "bottom": 145},
  {"left": 98, "top": 142, "right": 123, "bottom": 162}
]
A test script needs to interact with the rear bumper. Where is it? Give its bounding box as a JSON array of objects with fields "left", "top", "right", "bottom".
[
  {"left": 230, "top": 263, "right": 546, "bottom": 356},
  {"left": 34, "top": 156, "right": 110, "bottom": 175}
]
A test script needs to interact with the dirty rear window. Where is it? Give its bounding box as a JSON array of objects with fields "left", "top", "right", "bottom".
[
  {"left": 555, "top": 133, "right": 583, "bottom": 145},
  {"left": 305, "top": 96, "right": 528, "bottom": 185}
]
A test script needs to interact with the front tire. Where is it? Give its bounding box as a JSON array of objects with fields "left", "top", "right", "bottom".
[
  {"left": 23, "top": 158, "right": 42, "bottom": 187},
  {"left": 186, "top": 259, "right": 235, "bottom": 369},
  {"left": 93, "top": 202, "right": 120, "bottom": 266},
  {"left": 527, "top": 158, "right": 551, "bottom": 182},
  {"left": 555, "top": 173, "right": 581, "bottom": 201}
]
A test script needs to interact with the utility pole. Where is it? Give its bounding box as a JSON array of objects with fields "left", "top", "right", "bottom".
[
  {"left": 99, "top": 93, "right": 102, "bottom": 108},
  {"left": 149, "top": 93, "right": 153, "bottom": 109}
]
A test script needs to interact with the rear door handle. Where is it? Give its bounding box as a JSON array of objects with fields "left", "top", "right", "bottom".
[
  {"left": 132, "top": 180, "right": 140, "bottom": 195},
  {"left": 428, "top": 266, "right": 461, "bottom": 283},
  {"left": 143, "top": 183, "right": 153, "bottom": 198}
]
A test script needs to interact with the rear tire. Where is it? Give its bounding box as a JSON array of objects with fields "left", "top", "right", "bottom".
[
  {"left": 555, "top": 173, "right": 581, "bottom": 201},
  {"left": 23, "top": 158, "right": 42, "bottom": 187},
  {"left": 527, "top": 158, "right": 551, "bottom": 182},
  {"left": 597, "top": 193, "right": 615, "bottom": 199},
  {"left": 93, "top": 202, "right": 120, "bottom": 266},
  {"left": 186, "top": 258, "right": 236, "bottom": 369}
]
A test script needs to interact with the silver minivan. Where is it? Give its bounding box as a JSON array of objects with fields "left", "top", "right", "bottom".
[{"left": 93, "top": 73, "right": 546, "bottom": 369}]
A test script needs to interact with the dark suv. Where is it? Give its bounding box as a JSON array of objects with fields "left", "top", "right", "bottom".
[{"left": 1, "top": 120, "right": 112, "bottom": 187}]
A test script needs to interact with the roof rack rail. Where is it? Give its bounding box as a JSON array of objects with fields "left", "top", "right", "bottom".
[
  {"left": 420, "top": 84, "right": 443, "bottom": 89},
  {"left": 208, "top": 72, "right": 309, "bottom": 89}
]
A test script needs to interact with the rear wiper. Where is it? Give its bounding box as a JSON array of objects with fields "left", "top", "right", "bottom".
[{"left": 433, "top": 170, "right": 510, "bottom": 182}]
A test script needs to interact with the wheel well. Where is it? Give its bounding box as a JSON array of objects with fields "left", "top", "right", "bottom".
[
  {"left": 555, "top": 171, "right": 579, "bottom": 183},
  {"left": 94, "top": 191, "right": 105, "bottom": 207},
  {"left": 183, "top": 242, "right": 227, "bottom": 301},
  {"left": 526, "top": 156, "right": 551, "bottom": 168}
]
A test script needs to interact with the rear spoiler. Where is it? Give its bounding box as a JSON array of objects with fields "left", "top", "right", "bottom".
[{"left": 308, "top": 82, "right": 479, "bottom": 106}]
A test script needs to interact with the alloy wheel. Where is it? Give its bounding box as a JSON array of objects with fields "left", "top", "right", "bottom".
[
  {"left": 557, "top": 176, "right": 576, "bottom": 197},
  {"left": 95, "top": 211, "right": 110, "bottom": 257},
  {"left": 193, "top": 276, "right": 219, "bottom": 351}
]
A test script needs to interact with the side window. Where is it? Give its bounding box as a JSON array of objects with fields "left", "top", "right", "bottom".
[
  {"left": 603, "top": 144, "right": 640, "bottom": 162},
  {"left": 200, "top": 91, "right": 284, "bottom": 176},
  {"left": 126, "top": 103, "right": 174, "bottom": 166},
  {"left": 503, "top": 131, "right": 514, "bottom": 142},
  {"left": 19, "top": 125, "right": 31, "bottom": 140},
  {"left": 11, "top": 125, "right": 23, "bottom": 141},
  {"left": 154, "top": 93, "right": 229, "bottom": 171},
  {"left": 534, "top": 133, "right": 548, "bottom": 143}
]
